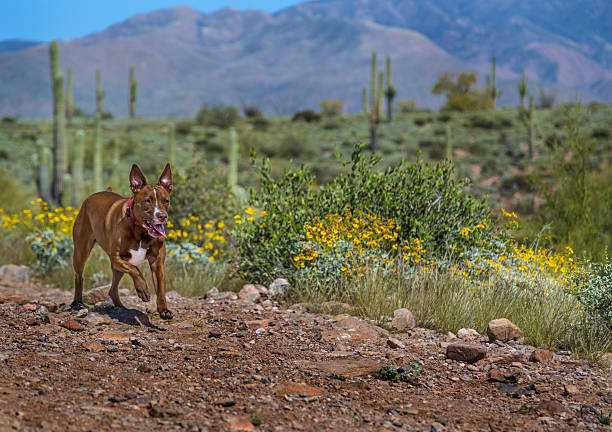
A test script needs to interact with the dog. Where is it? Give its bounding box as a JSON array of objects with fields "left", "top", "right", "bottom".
[{"left": 71, "top": 163, "right": 174, "bottom": 319}]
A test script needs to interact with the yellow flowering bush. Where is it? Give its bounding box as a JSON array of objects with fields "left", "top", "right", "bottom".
[{"left": 166, "top": 214, "right": 227, "bottom": 263}]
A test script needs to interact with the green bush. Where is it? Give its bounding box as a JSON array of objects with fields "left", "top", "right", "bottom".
[
  {"left": 168, "top": 164, "right": 240, "bottom": 225},
  {"left": 27, "top": 229, "right": 73, "bottom": 271},
  {"left": 291, "top": 110, "right": 320, "bottom": 123},
  {"left": 196, "top": 104, "right": 241, "bottom": 129},
  {"left": 232, "top": 145, "right": 498, "bottom": 282},
  {"left": 569, "top": 260, "right": 612, "bottom": 326}
]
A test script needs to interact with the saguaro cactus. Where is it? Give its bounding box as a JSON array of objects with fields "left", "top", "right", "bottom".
[
  {"left": 93, "top": 113, "right": 103, "bottom": 192},
  {"left": 96, "top": 69, "right": 105, "bottom": 115},
  {"left": 168, "top": 123, "right": 176, "bottom": 167},
  {"left": 490, "top": 55, "right": 502, "bottom": 109},
  {"left": 110, "top": 139, "right": 121, "bottom": 191},
  {"left": 72, "top": 130, "right": 85, "bottom": 204},
  {"left": 36, "top": 139, "right": 51, "bottom": 203},
  {"left": 63, "top": 173, "right": 73, "bottom": 207},
  {"left": 384, "top": 56, "right": 396, "bottom": 122},
  {"left": 445, "top": 123, "right": 453, "bottom": 161},
  {"left": 228, "top": 127, "right": 238, "bottom": 193},
  {"left": 49, "top": 40, "right": 67, "bottom": 205},
  {"left": 129, "top": 67, "right": 137, "bottom": 118},
  {"left": 363, "top": 52, "right": 383, "bottom": 150},
  {"left": 517, "top": 69, "right": 528, "bottom": 110},
  {"left": 528, "top": 95, "right": 535, "bottom": 159},
  {"left": 66, "top": 67, "right": 74, "bottom": 124}
]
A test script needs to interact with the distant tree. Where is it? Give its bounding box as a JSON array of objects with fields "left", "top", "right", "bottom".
[
  {"left": 431, "top": 72, "right": 493, "bottom": 111},
  {"left": 319, "top": 99, "right": 344, "bottom": 116},
  {"left": 196, "top": 104, "right": 240, "bottom": 129},
  {"left": 396, "top": 98, "right": 418, "bottom": 113},
  {"left": 517, "top": 69, "right": 528, "bottom": 110},
  {"left": 538, "top": 87, "right": 557, "bottom": 108}
]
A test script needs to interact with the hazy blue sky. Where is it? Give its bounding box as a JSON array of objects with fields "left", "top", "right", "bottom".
[{"left": 0, "top": 0, "right": 302, "bottom": 41}]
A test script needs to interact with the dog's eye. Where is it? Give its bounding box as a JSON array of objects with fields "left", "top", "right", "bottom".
[
  {"left": 165, "top": 199, "right": 170, "bottom": 204},
  {"left": 144, "top": 199, "right": 152, "bottom": 204}
]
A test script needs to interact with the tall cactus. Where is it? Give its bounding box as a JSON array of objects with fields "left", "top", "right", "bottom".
[
  {"left": 517, "top": 69, "right": 528, "bottom": 110},
  {"left": 528, "top": 95, "right": 535, "bottom": 159},
  {"left": 363, "top": 52, "right": 383, "bottom": 150},
  {"left": 49, "top": 40, "right": 67, "bottom": 205},
  {"left": 36, "top": 139, "right": 51, "bottom": 203},
  {"left": 110, "top": 139, "right": 121, "bottom": 191},
  {"left": 168, "top": 122, "right": 176, "bottom": 167},
  {"left": 445, "top": 123, "right": 453, "bottom": 161},
  {"left": 93, "top": 113, "right": 103, "bottom": 192},
  {"left": 96, "top": 69, "right": 105, "bottom": 116},
  {"left": 228, "top": 127, "right": 238, "bottom": 193},
  {"left": 384, "top": 56, "right": 396, "bottom": 122},
  {"left": 490, "top": 55, "right": 502, "bottom": 109},
  {"left": 66, "top": 67, "right": 74, "bottom": 124},
  {"left": 72, "top": 130, "right": 85, "bottom": 204},
  {"left": 129, "top": 67, "right": 137, "bottom": 118},
  {"left": 63, "top": 173, "right": 73, "bottom": 207}
]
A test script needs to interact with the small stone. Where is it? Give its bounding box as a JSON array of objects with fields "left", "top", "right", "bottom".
[
  {"left": 563, "top": 384, "right": 579, "bottom": 396},
  {"left": 487, "top": 318, "right": 521, "bottom": 342},
  {"left": 215, "top": 398, "right": 235, "bottom": 407},
  {"left": 22, "top": 303, "right": 37, "bottom": 312},
  {"left": 204, "top": 287, "right": 219, "bottom": 299},
  {"left": 530, "top": 349, "right": 553, "bottom": 363},
  {"left": 225, "top": 414, "right": 254, "bottom": 431},
  {"left": 488, "top": 369, "right": 518, "bottom": 383},
  {"left": 456, "top": 328, "right": 480, "bottom": 341},
  {"left": 238, "top": 284, "right": 261, "bottom": 303},
  {"left": 60, "top": 320, "right": 85, "bottom": 331},
  {"left": 600, "top": 353, "right": 612, "bottom": 369},
  {"left": 209, "top": 329, "right": 222, "bottom": 338},
  {"left": 446, "top": 342, "right": 486, "bottom": 364},
  {"left": 387, "top": 337, "right": 405, "bottom": 349},
  {"left": 498, "top": 383, "right": 522, "bottom": 397},
  {"left": 39, "top": 301, "right": 57, "bottom": 312},
  {"left": 82, "top": 341, "right": 103, "bottom": 353},
  {"left": 534, "top": 384, "right": 550, "bottom": 393},
  {"left": 537, "top": 400, "right": 567, "bottom": 416},
  {"left": 390, "top": 308, "right": 415, "bottom": 331},
  {"left": 137, "top": 364, "right": 153, "bottom": 373},
  {"left": 268, "top": 278, "right": 290, "bottom": 298},
  {"left": 106, "top": 345, "right": 119, "bottom": 353},
  {"left": 245, "top": 319, "right": 272, "bottom": 330},
  {"left": 83, "top": 285, "right": 110, "bottom": 304}
]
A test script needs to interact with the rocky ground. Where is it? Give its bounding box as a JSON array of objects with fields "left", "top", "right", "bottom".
[{"left": 0, "top": 268, "right": 610, "bottom": 431}]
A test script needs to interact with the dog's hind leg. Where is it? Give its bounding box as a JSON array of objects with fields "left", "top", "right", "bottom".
[
  {"left": 72, "top": 208, "right": 95, "bottom": 308},
  {"left": 108, "top": 270, "right": 125, "bottom": 308}
]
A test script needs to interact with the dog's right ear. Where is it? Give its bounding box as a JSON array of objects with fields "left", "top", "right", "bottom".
[{"left": 130, "top": 164, "right": 147, "bottom": 193}]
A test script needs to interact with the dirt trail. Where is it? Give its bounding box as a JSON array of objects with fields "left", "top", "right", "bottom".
[{"left": 0, "top": 282, "right": 610, "bottom": 432}]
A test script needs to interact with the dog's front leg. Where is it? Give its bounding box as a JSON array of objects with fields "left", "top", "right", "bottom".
[
  {"left": 148, "top": 250, "right": 172, "bottom": 320},
  {"left": 110, "top": 252, "right": 151, "bottom": 303}
]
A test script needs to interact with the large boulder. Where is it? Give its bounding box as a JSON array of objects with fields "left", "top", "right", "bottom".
[
  {"left": 268, "top": 278, "right": 290, "bottom": 298},
  {"left": 390, "top": 308, "right": 415, "bottom": 331},
  {"left": 238, "top": 284, "right": 261, "bottom": 303},
  {"left": 446, "top": 342, "right": 487, "bottom": 364},
  {"left": 487, "top": 318, "right": 522, "bottom": 342}
]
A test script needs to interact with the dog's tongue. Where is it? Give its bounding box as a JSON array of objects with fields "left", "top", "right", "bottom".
[{"left": 149, "top": 223, "right": 166, "bottom": 238}]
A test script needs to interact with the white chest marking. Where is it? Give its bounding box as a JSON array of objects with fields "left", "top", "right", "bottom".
[{"left": 129, "top": 241, "right": 148, "bottom": 265}]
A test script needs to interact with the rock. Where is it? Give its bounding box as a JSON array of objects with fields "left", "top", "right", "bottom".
[
  {"left": 166, "top": 291, "right": 181, "bottom": 298},
  {"left": 563, "top": 383, "right": 579, "bottom": 396},
  {"left": 319, "top": 301, "right": 356, "bottom": 315},
  {"left": 225, "top": 414, "right": 254, "bottom": 431},
  {"left": 39, "top": 301, "right": 57, "bottom": 312},
  {"left": 498, "top": 383, "right": 523, "bottom": 397},
  {"left": 268, "top": 278, "right": 290, "bottom": 298},
  {"left": 387, "top": 337, "right": 405, "bottom": 349},
  {"left": 599, "top": 352, "right": 612, "bottom": 369},
  {"left": 82, "top": 285, "right": 110, "bottom": 304},
  {"left": 390, "top": 308, "right": 415, "bottom": 331},
  {"left": 486, "top": 318, "right": 521, "bottom": 342},
  {"left": 0, "top": 264, "right": 30, "bottom": 284},
  {"left": 238, "top": 284, "right": 261, "bottom": 303},
  {"left": 137, "top": 364, "right": 153, "bottom": 373},
  {"left": 215, "top": 398, "right": 236, "bottom": 407},
  {"left": 22, "top": 303, "right": 37, "bottom": 312},
  {"left": 537, "top": 400, "right": 567, "bottom": 416},
  {"left": 82, "top": 341, "right": 103, "bottom": 353},
  {"left": 0, "top": 293, "right": 5, "bottom": 303},
  {"left": 215, "top": 291, "right": 238, "bottom": 301},
  {"left": 82, "top": 312, "right": 112, "bottom": 326},
  {"left": 245, "top": 319, "right": 272, "bottom": 330},
  {"left": 488, "top": 369, "right": 518, "bottom": 383},
  {"left": 446, "top": 342, "right": 487, "bottom": 364},
  {"left": 97, "top": 330, "right": 130, "bottom": 342},
  {"left": 60, "top": 320, "right": 85, "bottom": 331},
  {"left": 530, "top": 349, "right": 553, "bottom": 363},
  {"left": 204, "top": 287, "right": 219, "bottom": 299},
  {"left": 254, "top": 284, "right": 268, "bottom": 295},
  {"left": 456, "top": 328, "right": 480, "bottom": 341}
]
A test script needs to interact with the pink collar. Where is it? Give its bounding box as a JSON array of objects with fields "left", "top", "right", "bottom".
[{"left": 126, "top": 196, "right": 148, "bottom": 233}]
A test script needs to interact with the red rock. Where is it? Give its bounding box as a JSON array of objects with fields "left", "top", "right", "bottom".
[
  {"left": 299, "top": 358, "right": 381, "bottom": 377},
  {"left": 98, "top": 330, "right": 130, "bottom": 342},
  {"left": 82, "top": 285, "right": 110, "bottom": 304},
  {"left": 530, "top": 349, "right": 553, "bottom": 363},
  {"left": 22, "top": 303, "right": 37, "bottom": 311},
  {"left": 387, "top": 337, "right": 405, "bottom": 349},
  {"left": 446, "top": 343, "right": 487, "bottom": 364},
  {"left": 563, "top": 383, "right": 579, "bottom": 396},
  {"left": 0, "top": 293, "right": 6, "bottom": 303},
  {"left": 7, "top": 295, "right": 29, "bottom": 305},
  {"left": 225, "top": 414, "right": 254, "bottom": 431},
  {"left": 60, "top": 320, "right": 85, "bottom": 331},
  {"left": 245, "top": 319, "right": 272, "bottom": 330},
  {"left": 39, "top": 301, "right": 57, "bottom": 312},
  {"left": 238, "top": 284, "right": 261, "bottom": 303},
  {"left": 322, "top": 316, "right": 388, "bottom": 342},
  {"left": 487, "top": 318, "right": 522, "bottom": 342},
  {"left": 537, "top": 400, "right": 567, "bottom": 416},
  {"left": 390, "top": 308, "right": 415, "bottom": 331},
  {"left": 82, "top": 341, "right": 103, "bottom": 353}
]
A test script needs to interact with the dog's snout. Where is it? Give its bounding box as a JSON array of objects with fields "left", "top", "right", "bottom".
[{"left": 156, "top": 212, "right": 168, "bottom": 223}]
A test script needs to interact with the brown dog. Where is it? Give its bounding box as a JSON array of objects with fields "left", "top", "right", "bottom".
[{"left": 71, "top": 163, "right": 174, "bottom": 319}]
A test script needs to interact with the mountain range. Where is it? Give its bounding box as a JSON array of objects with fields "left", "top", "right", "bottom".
[{"left": 0, "top": 0, "right": 610, "bottom": 117}]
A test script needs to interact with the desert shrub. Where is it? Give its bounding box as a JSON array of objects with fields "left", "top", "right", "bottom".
[
  {"left": 175, "top": 120, "right": 194, "bottom": 136},
  {"left": 1, "top": 116, "right": 17, "bottom": 124},
  {"left": 396, "top": 98, "right": 418, "bottom": 112},
  {"left": 101, "top": 111, "right": 114, "bottom": 120},
  {"left": 431, "top": 72, "right": 493, "bottom": 111},
  {"left": 592, "top": 127, "right": 609, "bottom": 139},
  {"left": 232, "top": 145, "right": 497, "bottom": 282},
  {"left": 414, "top": 117, "right": 432, "bottom": 127},
  {"left": 243, "top": 106, "right": 263, "bottom": 118},
  {"left": 28, "top": 229, "right": 73, "bottom": 271},
  {"left": 0, "top": 170, "right": 29, "bottom": 213},
  {"left": 319, "top": 99, "right": 344, "bottom": 116},
  {"left": 291, "top": 110, "right": 320, "bottom": 123},
  {"left": 538, "top": 87, "right": 557, "bottom": 108},
  {"left": 168, "top": 164, "right": 240, "bottom": 225},
  {"left": 196, "top": 104, "right": 241, "bottom": 129},
  {"left": 570, "top": 260, "right": 612, "bottom": 326}
]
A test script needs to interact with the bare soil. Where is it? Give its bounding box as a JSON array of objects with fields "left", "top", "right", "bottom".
[{"left": 0, "top": 283, "right": 610, "bottom": 431}]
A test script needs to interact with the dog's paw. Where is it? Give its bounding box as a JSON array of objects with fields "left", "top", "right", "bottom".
[
  {"left": 159, "top": 309, "right": 174, "bottom": 320},
  {"left": 70, "top": 301, "right": 87, "bottom": 310},
  {"left": 136, "top": 288, "right": 151, "bottom": 303}
]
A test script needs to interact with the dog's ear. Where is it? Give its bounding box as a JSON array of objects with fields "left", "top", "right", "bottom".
[
  {"left": 130, "top": 164, "right": 147, "bottom": 193},
  {"left": 157, "top": 163, "right": 173, "bottom": 192}
]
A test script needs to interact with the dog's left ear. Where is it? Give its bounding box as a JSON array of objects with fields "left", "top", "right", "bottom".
[{"left": 158, "top": 163, "right": 173, "bottom": 192}]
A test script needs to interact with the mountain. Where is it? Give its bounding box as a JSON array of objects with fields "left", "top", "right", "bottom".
[
  {"left": 0, "top": 2, "right": 609, "bottom": 118},
  {"left": 0, "top": 39, "right": 42, "bottom": 54}
]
